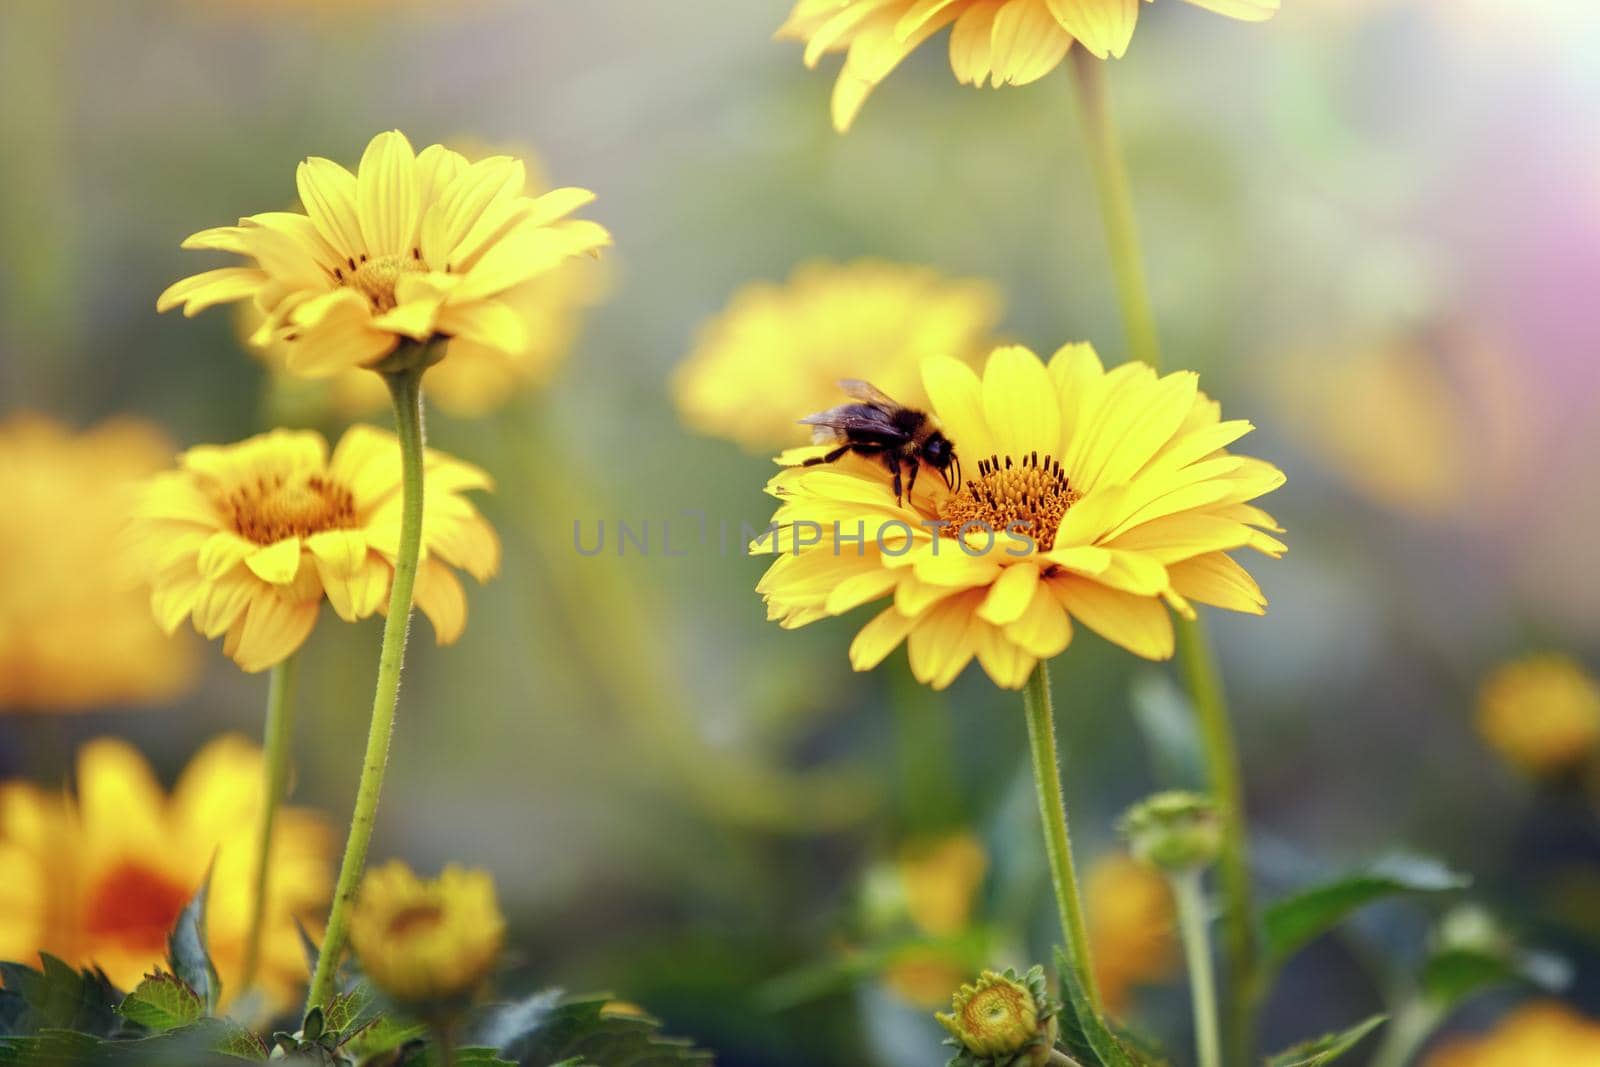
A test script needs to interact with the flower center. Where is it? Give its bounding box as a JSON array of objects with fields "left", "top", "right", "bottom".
[
  {"left": 938, "top": 452, "right": 1078, "bottom": 552},
  {"left": 386, "top": 903, "right": 446, "bottom": 938},
  {"left": 83, "top": 861, "right": 192, "bottom": 954},
  {"left": 226, "top": 473, "right": 357, "bottom": 545},
  {"left": 341, "top": 250, "right": 426, "bottom": 312}
]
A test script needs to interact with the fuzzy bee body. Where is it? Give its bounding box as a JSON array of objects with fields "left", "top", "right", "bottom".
[{"left": 799, "top": 380, "right": 959, "bottom": 505}]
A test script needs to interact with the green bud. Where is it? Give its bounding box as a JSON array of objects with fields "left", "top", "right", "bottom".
[
  {"left": 936, "top": 965, "right": 1060, "bottom": 1067},
  {"left": 1119, "top": 791, "right": 1222, "bottom": 872}
]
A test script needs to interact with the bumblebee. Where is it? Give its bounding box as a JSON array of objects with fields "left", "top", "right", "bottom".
[{"left": 799, "top": 380, "right": 960, "bottom": 505}]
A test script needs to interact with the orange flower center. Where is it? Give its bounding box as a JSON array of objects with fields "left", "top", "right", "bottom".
[
  {"left": 341, "top": 250, "right": 426, "bottom": 313},
  {"left": 386, "top": 903, "right": 446, "bottom": 938},
  {"left": 938, "top": 452, "right": 1078, "bottom": 552},
  {"left": 226, "top": 473, "right": 357, "bottom": 545},
  {"left": 83, "top": 861, "right": 192, "bottom": 955}
]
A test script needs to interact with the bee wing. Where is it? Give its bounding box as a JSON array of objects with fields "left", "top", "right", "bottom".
[
  {"left": 837, "top": 379, "right": 902, "bottom": 411},
  {"left": 800, "top": 403, "right": 899, "bottom": 443}
]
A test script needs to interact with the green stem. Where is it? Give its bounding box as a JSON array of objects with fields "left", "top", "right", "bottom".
[
  {"left": 1173, "top": 871, "right": 1222, "bottom": 1067},
  {"left": 1069, "top": 51, "right": 1261, "bottom": 1061},
  {"left": 304, "top": 366, "right": 428, "bottom": 1014},
  {"left": 1368, "top": 998, "right": 1443, "bottom": 1067},
  {"left": 241, "top": 651, "right": 300, "bottom": 993},
  {"left": 1068, "top": 50, "right": 1162, "bottom": 371},
  {"left": 1021, "top": 660, "right": 1101, "bottom": 1012},
  {"left": 1177, "top": 619, "right": 1259, "bottom": 1062}
]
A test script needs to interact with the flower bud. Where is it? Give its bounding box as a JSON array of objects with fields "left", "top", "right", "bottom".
[
  {"left": 936, "top": 966, "right": 1059, "bottom": 1066},
  {"left": 1119, "top": 791, "right": 1222, "bottom": 873}
]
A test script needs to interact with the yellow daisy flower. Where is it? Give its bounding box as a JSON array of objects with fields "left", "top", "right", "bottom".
[
  {"left": 0, "top": 736, "right": 331, "bottom": 1011},
  {"left": 1086, "top": 852, "right": 1176, "bottom": 1016},
  {"left": 754, "top": 343, "right": 1285, "bottom": 690},
  {"left": 129, "top": 425, "right": 499, "bottom": 673},
  {"left": 157, "top": 130, "right": 610, "bottom": 379},
  {"left": 675, "top": 260, "right": 1001, "bottom": 451},
  {"left": 1476, "top": 654, "right": 1600, "bottom": 778},
  {"left": 1425, "top": 1002, "right": 1600, "bottom": 1067},
  {"left": 349, "top": 861, "right": 505, "bottom": 1009},
  {"left": 243, "top": 147, "right": 607, "bottom": 419},
  {"left": 873, "top": 832, "right": 990, "bottom": 1008},
  {"left": 778, "top": 0, "right": 1280, "bottom": 131},
  {"left": 0, "top": 415, "right": 196, "bottom": 711}
]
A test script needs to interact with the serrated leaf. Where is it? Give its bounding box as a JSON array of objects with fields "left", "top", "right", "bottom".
[
  {"left": 0, "top": 956, "right": 126, "bottom": 1039},
  {"left": 1263, "top": 856, "right": 1470, "bottom": 966},
  {"left": 116, "top": 972, "right": 203, "bottom": 1033},
  {"left": 1266, "top": 1015, "right": 1386, "bottom": 1067},
  {"left": 168, "top": 867, "right": 221, "bottom": 1015},
  {"left": 495, "top": 995, "right": 712, "bottom": 1066},
  {"left": 1054, "top": 949, "right": 1164, "bottom": 1067},
  {"left": 0, "top": 1028, "right": 110, "bottom": 1066},
  {"left": 445, "top": 1050, "right": 515, "bottom": 1067},
  {"left": 343, "top": 1013, "right": 426, "bottom": 1063}
]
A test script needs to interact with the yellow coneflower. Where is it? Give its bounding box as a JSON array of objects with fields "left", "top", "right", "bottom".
[
  {"left": 129, "top": 425, "right": 499, "bottom": 673},
  {"left": 1087, "top": 852, "right": 1177, "bottom": 1016},
  {"left": 349, "top": 861, "right": 505, "bottom": 1009},
  {"left": 674, "top": 260, "right": 1000, "bottom": 451},
  {"left": 1425, "top": 1002, "right": 1600, "bottom": 1067},
  {"left": 754, "top": 343, "right": 1285, "bottom": 690},
  {"left": 0, "top": 415, "right": 196, "bottom": 711},
  {"left": 158, "top": 130, "right": 610, "bottom": 379},
  {"left": 0, "top": 736, "right": 331, "bottom": 1011},
  {"left": 875, "top": 832, "right": 989, "bottom": 1008},
  {"left": 1477, "top": 654, "right": 1600, "bottom": 778},
  {"left": 778, "top": 0, "right": 1280, "bottom": 131}
]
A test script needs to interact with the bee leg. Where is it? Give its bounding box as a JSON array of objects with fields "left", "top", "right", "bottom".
[
  {"left": 904, "top": 459, "right": 919, "bottom": 502},
  {"left": 802, "top": 443, "right": 857, "bottom": 467},
  {"left": 885, "top": 457, "right": 904, "bottom": 506}
]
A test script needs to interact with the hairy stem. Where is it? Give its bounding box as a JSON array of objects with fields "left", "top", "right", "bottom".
[
  {"left": 1022, "top": 660, "right": 1102, "bottom": 1012},
  {"left": 304, "top": 365, "right": 428, "bottom": 1014},
  {"left": 1173, "top": 871, "right": 1222, "bottom": 1067},
  {"left": 241, "top": 651, "right": 300, "bottom": 992}
]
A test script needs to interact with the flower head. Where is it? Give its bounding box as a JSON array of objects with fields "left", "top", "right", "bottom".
[
  {"left": 779, "top": 0, "right": 1280, "bottom": 131},
  {"left": 158, "top": 130, "right": 610, "bottom": 379},
  {"left": 860, "top": 832, "right": 990, "bottom": 1008},
  {"left": 0, "top": 736, "right": 331, "bottom": 1010},
  {"left": 0, "top": 415, "right": 196, "bottom": 710},
  {"left": 1087, "top": 852, "right": 1176, "bottom": 1016},
  {"left": 1119, "top": 791, "right": 1222, "bottom": 872},
  {"left": 936, "top": 966, "right": 1059, "bottom": 1066},
  {"left": 674, "top": 260, "right": 1000, "bottom": 450},
  {"left": 349, "top": 861, "right": 505, "bottom": 1010},
  {"left": 753, "top": 343, "right": 1285, "bottom": 690},
  {"left": 1424, "top": 1002, "right": 1600, "bottom": 1067},
  {"left": 1476, "top": 654, "right": 1600, "bottom": 777},
  {"left": 129, "top": 425, "right": 499, "bottom": 672}
]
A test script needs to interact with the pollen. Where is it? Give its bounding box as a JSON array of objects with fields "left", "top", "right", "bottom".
[
  {"left": 938, "top": 452, "right": 1078, "bottom": 551},
  {"left": 344, "top": 250, "right": 426, "bottom": 312},
  {"left": 226, "top": 473, "right": 357, "bottom": 545}
]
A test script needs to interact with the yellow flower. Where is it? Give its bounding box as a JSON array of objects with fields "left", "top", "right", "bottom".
[
  {"left": 1477, "top": 654, "right": 1600, "bottom": 777},
  {"left": 129, "top": 425, "right": 499, "bottom": 673},
  {"left": 674, "top": 260, "right": 1001, "bottom": 450},
  {"left": 0, "top": 736, "right": 331, "bottom": 1010},
  {"left": 243, "top": 147, "right": 607, "bottom": 419},
  {"left": 778, "top": 0, "right": 1280, "bottom": 131},
  {"left": 1087, "top": 852, "right": 1176, "bottom": 1016},
  {"left": 753, "top": 343, "right": 1285, "bottom": 689},
  {"left": 349, "top": 861, "right": 505, "bottom": 1008},
  {"left": 158, "top": 130, "right": 610, "bottom": 379},
  {"left": 0, "top": 415, "right": 196, "bottom": 711},
  {"left": 879, "top": 833, "right": 989, "bottom": 1008},
  {"left": 1425, "top": 1002, "right": 1600, "bottom": 1067}
]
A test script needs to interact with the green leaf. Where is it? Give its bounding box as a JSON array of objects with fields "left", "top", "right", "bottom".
[
  {"left": 323, "top": 982, "right": 382, "bottom": 1037},
  {"left": 167, "top": 867, "right": 221, "bottom": 1015},
  {"left": 0, "top": 956, "right": 126, "bottom": 1039},
  {"left": 1053, "top": 949, "right": 1166, "bottom": 1067},
  {"left": 0, "top": 1028, "right": 110, "bottom": 1066},
  {"left": 1263, "top": 856, "right": 1470, "bottom": 966},
  {"left": 1420, "top": 946, "right": 1570, "bottom": 1008},
  {"left": 445, "top": 1050, "right": 514, "bottom": 1067},
  {"left": 343, "top": 1014, "right": 427, "bottom": 1064},
  {"left": 490, "top": 994, "right": 712, "bottom": 1066},
  {"left": 1266, "top": 1015, "right": 1386, "bottom": 1067},
  {"left": 116, "top": 972, "right": 203, "bottom": 1033}
]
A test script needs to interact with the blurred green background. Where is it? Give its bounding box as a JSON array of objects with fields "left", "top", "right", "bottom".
[{"left": 3, "top": 1, "right": 1600, "bottom": 1064}]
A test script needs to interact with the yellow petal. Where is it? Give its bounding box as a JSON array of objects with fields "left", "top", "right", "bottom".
[
  {"left": 923, "top": 355, "right": 995, "bottom": 473},
  {"left": 850, "top": 605, "right": 919, "bottom": 672},
  {"left": 1054, "top": 576, "right": 1174, "bottom": 660},
  {"left": 246, "top": 539, "right": 303, "bottom": 586},
  {"left": 990, "top": 0, "right": 1073, "bottom": 87},
  {"left": 296, "top": 156, "right": 366, "bottom": 259},
  {"left": 198, "top": 531, "right": 257, "bottom": 579},
  {"left": 1004, "top": 583, "right": 1073, "bottom": 659},
  {"left": 1181, "top": 0, "right": 1278, "bottom": 21},
  {"left": 414, "top": 558, "right": 467, "bottom": 644},
  {"left": 1045, "top": 0, "right": 1139, "bottom": 59},
  {"left": 284, "top": 290, "right": 396, "bottom": 377},
  {"left": 982, "top": 345, "right": 1058, "bottom": 464},
  {"left": 949, "top": 2, "right": 1000, "bottom": 86},
  {"left": 231, "top": 590, "right": 319, "bottom": 672},
  {"left": 906, "top": 591, "right": 984, "bottom": 689},
  {"left": 1167, "top": 552, "right": 1267, "bottom": 615},
  {"left": 977, "top": 561, "right": 1041, "bottom": 626},
  {"left": 974, "top": 623, "right": 1035, "bottom": 689},
  {"left": 157, "top": 267, "right": 267, "bottom": 316},
  {"left": 356, "top": 130, "right": 420, "bottom": 256}
]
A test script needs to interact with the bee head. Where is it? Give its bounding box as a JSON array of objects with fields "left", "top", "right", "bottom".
[{"left": 921, "top": 432, "right": 958, "bottom": 487}]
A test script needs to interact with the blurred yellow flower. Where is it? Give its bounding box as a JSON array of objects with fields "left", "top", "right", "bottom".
[
  {"left": 674, "top": 260, "right": 1000, "bottom": 451},
  {"left": 245, "top": 149, "right": 606, "bottom": 419},
  {"left": 349, "top": 861, "right": 505, "bottom": 1008},
  {"left": 1086, "top": 852, "right": 1176, "bottom": 1016},
  {"left": 0, "top": 736, "right": 330, "bottom": 1010},
  {"left": 779, "top": 0, "right": 1279, "bottom": 131},
  {"left": 0, "top": 415, "right": 196, "bottom": 712},
  {"left": 129, "top": 425, "right": 499, "bottom": 673},
  {"left": 1425, "top": 1001, "right": 1600, "bottom": 1067},
  {"left": 1477, "top": 654, "right": 1600, "bottom": 777},
  {"left": 754, "top": 343, "right": 1285, "bottom": 689},
  {"left": 879, "top": 832, "right": 989, "bottom": 1007},
  {"left": 158, "top": 130, "right": 610, "bottom": 379}
]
